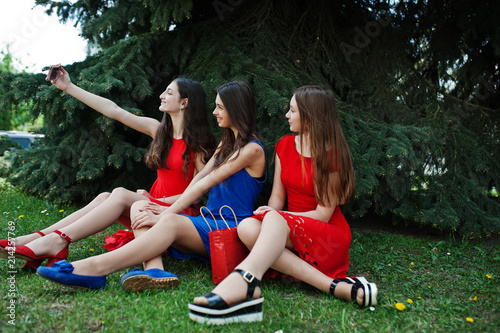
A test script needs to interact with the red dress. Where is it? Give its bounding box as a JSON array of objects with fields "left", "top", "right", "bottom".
[
  {"left": 104, "top": 138, "right": 196, "bottom": 251},
  {"left": 266, "top": 135, "right": 352, "bottom": 279},
  {"left": 148, "top": 138, "right": 195, "bottom": 200}
]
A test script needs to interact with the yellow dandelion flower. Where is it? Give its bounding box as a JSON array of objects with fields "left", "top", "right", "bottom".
[
  {"left": 90, "top": 248, "right": 94, "bottom": 252},
  {"left": 417, "top": 296, "right": 422, "bottom": 299},
  {"left": 18, "top": 215, "right": 24, "bottom": 218},
  {"left": 407, "top": 299, "right": 413, "bottom": 304},
  {"left": 59, "top": 209, "right": 64, "bottom": 213},
  {"left": 428, "top": 285, "right": 431, "bottom": 288},
  {"left": 486, "top": 274, "right": 491, "bottom": 279},
  {"left": 395, "top": 303, "right": 406, "bottom": 311},
  {"left": 473, "top": 296, "right": 477, "bottom": 301},
  {"left": 466, "top": 317, "right": 473, "bottom": 323},
  {"left": 410, "top": 262, "right": 414, "bottom": 266}
]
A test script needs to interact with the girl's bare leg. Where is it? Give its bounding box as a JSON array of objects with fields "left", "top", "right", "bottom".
[
  {"left": 130, "top": 200, "right": 164, "bottom": 271},
  {"left": 7, "top": 192, "right": 111, "bottom": 247},
  {"left": 237, "top": 217, "right": 333, "bottom": 292},
  {"left": 20, "top": 188, "right": 147, "bottom": 257},
  {"left": 69, "top": 213, "right": 208, "bottom": 276},
  {"left": 195, "top": 212, "right": 363, "bottom": 305},
  {"left": 194, "top": 211, "right": 288, "bottom": 305},
  {"left": 267, "top": 249, "right": 363, "bottom": 303}
]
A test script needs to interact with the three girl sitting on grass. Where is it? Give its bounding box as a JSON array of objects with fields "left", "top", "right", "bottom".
[{"left": 1, "top": 71, "right": 378, "bottom": 325}]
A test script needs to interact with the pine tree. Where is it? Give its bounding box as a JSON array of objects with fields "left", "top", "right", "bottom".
[
  {"left": 0, "top": 48, "right": 16, "bottom": 129},
  {"left": 0, "top": 0, "right": 498, "bottom": 237}
]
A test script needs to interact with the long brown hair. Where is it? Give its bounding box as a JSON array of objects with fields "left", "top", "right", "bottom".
[
  {"left": 294, "top": 85, "right": 355, "bottom": 206},
  {"left": 213, "top": 81, "right": 262, "bottom": 167},
  {"left": 145, "top": 78, "right": 216, "bottom": 174}
]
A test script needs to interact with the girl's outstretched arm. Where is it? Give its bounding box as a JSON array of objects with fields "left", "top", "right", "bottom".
[{"left": 51, "top": 66, "right": 160, "bottom": 138}]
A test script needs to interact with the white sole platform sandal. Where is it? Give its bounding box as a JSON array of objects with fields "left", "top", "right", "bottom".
[{"left": 188, "top": 269, "right": 264, "bottom": 325}]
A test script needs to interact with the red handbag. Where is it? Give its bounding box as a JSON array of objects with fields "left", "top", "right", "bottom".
[{"left": 201, "top": 205, "right": 250, "bottom": 285}]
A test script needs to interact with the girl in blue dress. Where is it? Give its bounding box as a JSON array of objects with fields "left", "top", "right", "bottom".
[
  {"left": 36, "top": 81, "right": 267, "bottom": 291},
  {"left": 189, "top": 86, "right": 377, "bottom": 325}
]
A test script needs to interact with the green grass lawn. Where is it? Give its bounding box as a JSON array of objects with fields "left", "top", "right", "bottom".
[{"left": 0, "top": 178, "right": 498, "bottom": 332}]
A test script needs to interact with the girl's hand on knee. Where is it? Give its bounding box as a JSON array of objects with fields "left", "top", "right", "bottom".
[
  {"left": 253, "top": 206, "right": 275, "bottom": 215},
  {"left": 131, "top": 210, "right": 160, "bottom": 229},
  {"left": 140, "top": 202, "right": 166, "bottom": 215}
]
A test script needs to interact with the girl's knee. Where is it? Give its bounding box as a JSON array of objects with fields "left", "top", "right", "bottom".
[
  {"left": 262, "top": 211, "right": 286, "bottom": 226},
  {"left": 264, "top": 210, "right": 282, "bottom": 220},
  {"left": 261, "top": 211, "right": 290, "bottom": 237},
  {"left": 111, "top": 187, "right": 131, "bottom": 198},
  {"left": 94, "top": 192, "right": 111, "bottom": 203},
  {"left": 237, "top": 218, "right": 261, "bottom": 246},
  {"left": 130, "top": 200, "right": 150, "bottom": 216},
  {"left": 131, "top": 199, "right": 150, "bottom": 210},
  {"left": 106, "top": 187, "right": 135, "bottom": 206}
]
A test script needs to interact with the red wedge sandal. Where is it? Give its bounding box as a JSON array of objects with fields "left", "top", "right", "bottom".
[{"left": 0, "top": 230, "right": 71, "bottom": 271}]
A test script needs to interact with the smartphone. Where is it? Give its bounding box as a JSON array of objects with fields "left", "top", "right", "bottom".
[{"left": 45, "top": 65, "right": 60, "bottom": 81}]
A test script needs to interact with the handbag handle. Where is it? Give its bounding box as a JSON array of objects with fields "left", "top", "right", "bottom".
[
  {"left": 200, "top": 206, "right": 217, "bottom": 232},
  {"left": 219, "top": 205, "right": 238, "bottom": 228},
  {"left": 200, "top": 205, "right": 238, "bottom": 232}
]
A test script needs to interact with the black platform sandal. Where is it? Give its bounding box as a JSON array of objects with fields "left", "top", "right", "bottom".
[
  {"left": 330, "top": 277, "right": 378, "bottom": 307},
  {"left": 188, "top": 269, "right": 264, "bottom": 325}
]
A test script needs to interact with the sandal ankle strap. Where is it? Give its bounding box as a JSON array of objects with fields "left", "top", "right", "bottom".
[
  {"left": 54, "top": 230, "right": 72, "bottom": 243},
  {"left": 234, "top": 269, "right": 260, "bottom": 301},
  {"left": 330, "top": 278, "right": 354, "bottom": 296},
  {"left": 34, "top": 230, "right": 45, "bottom": 237},
  {"left": 330, "top": 278, "right": 340, "bottom": 295}
]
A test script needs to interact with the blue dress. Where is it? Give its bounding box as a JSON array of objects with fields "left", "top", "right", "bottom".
[{"left": 168, "top": 139, "right": 266, "bottom": 260}]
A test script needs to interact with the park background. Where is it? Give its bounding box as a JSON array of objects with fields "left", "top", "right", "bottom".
[{"left": 0, "top": 0, "right": 498, "bottom": 332}]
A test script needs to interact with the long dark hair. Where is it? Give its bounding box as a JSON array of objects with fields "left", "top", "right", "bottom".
[
  {"left": 294, "top": 85, "right": 355, "bottom": 205},
  {"left": 145, "top": 78, "right": 216, "bottom": 174},
  {"left": 213, "top": 81, "right": 262, "bottom": 167}
]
